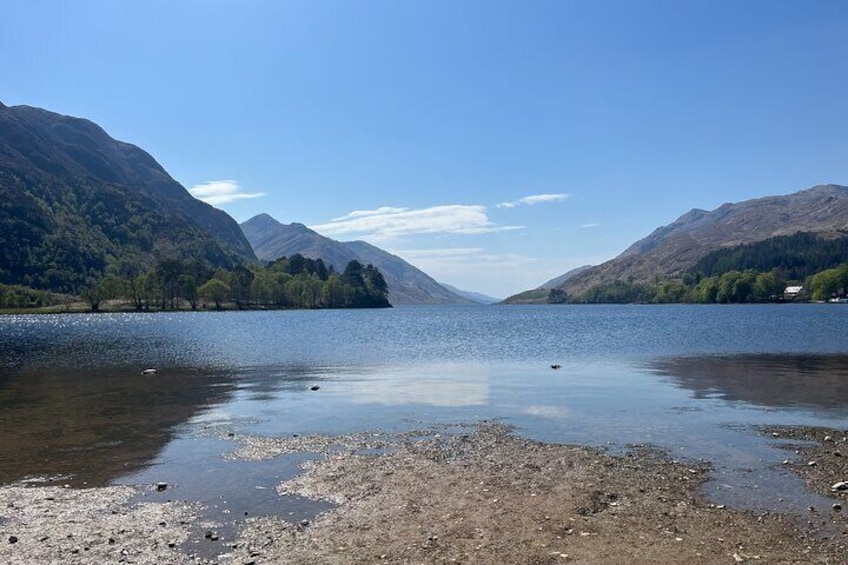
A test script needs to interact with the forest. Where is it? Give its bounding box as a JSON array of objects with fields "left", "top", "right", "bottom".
[
  {"left": 0, "top": 254, "right": 391, "bottom": 311},
  {"left": 563, "top": 232, "right": 848, "bottom": 304}
]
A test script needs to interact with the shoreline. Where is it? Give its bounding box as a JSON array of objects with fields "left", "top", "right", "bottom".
[{"left": 1, "top": 423, "right": 846, "bottom": 564}]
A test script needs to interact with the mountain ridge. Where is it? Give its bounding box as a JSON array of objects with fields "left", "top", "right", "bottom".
[
  {"left": 507, "top": 184, "right": 848, "bottom": 302},
  {"left": 0, "top": 103, "right": 256, "bottom": 293},
  {"left": 241, "top": 214, "right": 475, "bottom": 305}
]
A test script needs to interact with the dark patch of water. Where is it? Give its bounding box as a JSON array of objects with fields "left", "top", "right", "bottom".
[{"left": 117, "top": 438, "right": 333, "bottom": 558}]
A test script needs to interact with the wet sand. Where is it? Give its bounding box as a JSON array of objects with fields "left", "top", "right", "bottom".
[{"left": 2, "top": 423, "right": 846, "bottom": 564}]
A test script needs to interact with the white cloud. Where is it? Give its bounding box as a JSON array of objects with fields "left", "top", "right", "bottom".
[
  {"left": 497, "top": 193, "right": 569, "bottom": 208},
  {"left": 330, "top": 207, "right": 409, "bottom": 222},
  {"left": 312, "top": 204, "right": 522, "bottom": 239},
  {"left": 397, "top": 247, "right": 532, "bottom": 266},
  {"left": 581, "top": 222, "right": 602, "bottom": 228},
  {"left": 188, "top": 180, "right": 266, "bottom": 205}
]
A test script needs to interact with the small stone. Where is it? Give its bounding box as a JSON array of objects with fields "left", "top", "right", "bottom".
[
  {"left": 771, "top": 432, "right": 780, "bottom": 438},
  {"left": 832, "top": 481, "right": 848, "bottom": 491},
  {"left": 807, "top": 460, "right": 817, "bottom": 467},
  {"left": 782, "top": 459, "right": 791, "bottom": 465},
  {"left": 309, "top": 385, "right": 320, "bottom": 391},
  {"left": 824, "top": 435, "right": 833, "bottom": 442},
  {"left": 156, "top": 482, "right": 168, "bottom": 492},
  {"left": 833, "top": 503, "right": 842, "bottom": 512},
  {"left": 8, "top": 536, "right": 18, "bottom": 544},
  {"left": 300, "top": 519, "right": 310, "bottom": 527}
]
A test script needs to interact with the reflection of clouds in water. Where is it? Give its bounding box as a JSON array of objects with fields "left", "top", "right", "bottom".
[
  {"left": 346, "top": 366, "right": 489, "bottom": 407},
  {"left": 521, "top": 405, "right": 573, "bottom": 420},
  {"left": 192, "top": 408, "right": 234, "bottom": 424}
]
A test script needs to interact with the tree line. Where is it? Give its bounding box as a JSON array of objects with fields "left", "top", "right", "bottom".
[
  {"left": 568, "top": 263, "right": 848, "bottom": 304},
  {"left": 559, "top": 233, "right": 848, "bottom": 304},
  {"left": 2, "top": 254, "right": 391, "bottom": 311}
]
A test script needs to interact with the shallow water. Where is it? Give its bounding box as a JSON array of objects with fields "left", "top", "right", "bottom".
[{"left": 1, "top": 304, "right": 847, "bottom": 529}]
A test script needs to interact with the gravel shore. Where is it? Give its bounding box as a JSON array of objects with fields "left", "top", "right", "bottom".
[{"left": 2, "top": 423, "right": 846, "bottom": 564}]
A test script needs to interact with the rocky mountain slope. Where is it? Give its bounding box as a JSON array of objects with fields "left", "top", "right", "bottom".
[
  {"left": 0, "top": 102, "right": 256, "bottom": 293},
  {"left": 507, "top": 184, "right": 848, "bottom": 302},
  {"left": 241, "top": 214, "right": 475, "bottom": 305}
]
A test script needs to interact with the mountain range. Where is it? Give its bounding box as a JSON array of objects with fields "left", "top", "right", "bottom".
[
  {"left": 241, "top": 214, "right": 475, "bottom": 305},
  {"left": 0, "top": 102, "right": 255, "bottom": 294},
  {"left": 507, "top": 184, "right": 848, "bottom": 302},
  {"left": 4, "top": 102, "right": 845, "bottom": 306}
]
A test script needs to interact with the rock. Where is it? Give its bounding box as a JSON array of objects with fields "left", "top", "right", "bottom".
[
  {"left": 833, "top": 503, "right": 842, "bottom": 512},
  {"left": 807, "top": 460, "right": 817, "bottom": 467},
  {"left": 156, "top": 482, "right": 168, "bottom": 492},
  {"left": 309, "top": 385, "right": 320, "bottom": 391},
  {"left": 8, "top": 536, "right": 18, "bottom": 544},
  {"left": 831, "top": 481, "right": 848, "bottom": 491},
  {"left": 824, "top": 435, "right": 833, "bottom": 442},
  {"left": 300, "top": 519, "right": 310, "bottom": 527},
  {"left": 141, "top": 368, "right": 158, "bottom": 375},
  {"left": 550, "top": 364, "right": 561, "bottom": 370}
]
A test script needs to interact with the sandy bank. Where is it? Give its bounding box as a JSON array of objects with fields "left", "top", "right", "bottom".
[{"left": 2, "top": 423, "right": 846, "bottom": 564}]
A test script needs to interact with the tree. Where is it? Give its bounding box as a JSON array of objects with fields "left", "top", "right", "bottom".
[
  {"left": 178, "top": 274, "right": 198, "bottom": 310},
  {"left": 810, "top": 268, "right": 842, "bottom": 301},
  {"left": 156, "top": 259, "right": 184, "bottom": 309},
  {"left": 81, "top": 275, "right": 123, "bottom": 312},
  {"left": 198, "top": 278, "right": 230, "bottom": 310},
  {"left": 229, "top": 266, "right": 254, "bottom": 309}
]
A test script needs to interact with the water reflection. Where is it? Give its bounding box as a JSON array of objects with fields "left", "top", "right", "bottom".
[
  {"left": 0, "top": 365, "right": 235, "bottom": 486},
  {"left": 344, "top": 365, "right": 489, "bottom": 407},
  {"left": 650, "top": 354, "right": 848, "bottom": 411}
]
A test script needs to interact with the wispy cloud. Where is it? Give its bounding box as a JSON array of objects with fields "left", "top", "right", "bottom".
[
  {"left": 396, "top": 247, "right": 533, "bottom": 266},
  {"left": 497, "top": 193, "right": 569, "bottom": 209},
  {"left": 188, "top": 180, "right": 266, "bottom": 205},
  {"left": 581, "top": 222, "right": 602, "bottom": 228},
  {"left": 312, "top": 205, "right": 522, "bottom": 239}
]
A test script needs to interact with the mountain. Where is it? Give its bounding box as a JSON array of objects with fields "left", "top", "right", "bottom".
[
  {"left": 440, "top": 283, "right": 500, "bottom": 305},
  {"left": 506, "top": 184, "right": 848, "bottom": 302},
  {"left": 537, "top": 265, "right": 593, "bottom": 290},
  {"left": 0, "top": 102, "right": 256, "bottom": 293},
  {"left": 241, "top": 214, "right": 475, "bottom": 305}
]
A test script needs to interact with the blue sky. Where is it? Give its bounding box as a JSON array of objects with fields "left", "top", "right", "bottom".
[{"left": 2, "top": 1, "right": 846, "bottom": 298}]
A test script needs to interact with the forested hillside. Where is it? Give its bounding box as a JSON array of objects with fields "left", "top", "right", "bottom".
[
  {"left": 576, "top": 233, "right": 848, "bottom": 304},
  {"left": 0, "top": 103, "right": 256, "bottom": 295},
  {"left": 506, "top": 184, "right": 848, "bottom": 304}
]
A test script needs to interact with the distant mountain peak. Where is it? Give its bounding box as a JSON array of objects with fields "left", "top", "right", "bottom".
[{"left": 240, "top": 214, "right": 474, "bottom": 305}]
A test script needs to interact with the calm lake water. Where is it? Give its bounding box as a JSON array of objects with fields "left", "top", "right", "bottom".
[{"left": 2, "top": 304, "right": 847, "bottom": 531}]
